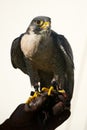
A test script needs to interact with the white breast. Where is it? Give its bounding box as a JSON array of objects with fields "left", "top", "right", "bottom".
[{"left": 21, "top": 33, "right": 41, "bottom": 59}]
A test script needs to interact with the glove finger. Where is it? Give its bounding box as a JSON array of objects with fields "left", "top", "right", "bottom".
[
  {"left": 45, "top": 109, "right": 70, "bottom": 130},
  {"left": 25, "top": 92, "right": 48, "bottom": 112}
]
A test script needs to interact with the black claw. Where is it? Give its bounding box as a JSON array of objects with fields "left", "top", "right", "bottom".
[
  {"left": 51, "top": 81, "right": 58, "bottom": 90},
  {"left": 34, "top": 85, "right": 39, "bottom": 91},
  {"left": 30, "top": 91, "right": 35, "bottom": 96}
]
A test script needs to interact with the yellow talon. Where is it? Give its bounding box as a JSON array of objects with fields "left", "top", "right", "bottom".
[
  {"left": 58, "top": 89, "right": 67, "bottom": 98},
  {"left": 42, "top": 87, "right": 49, "bottom": 92},
  {"left": 48, "top": 86, "right": 54, "bottom": 95},
  {"left": 58, "top": 89, "right": 65, "bottom": 94},
  {"left": 26, "top": 92, "right": 40, "bottom": 103},
  {"left": 42, "top": 86, "right": 54, "bottom": 96}
]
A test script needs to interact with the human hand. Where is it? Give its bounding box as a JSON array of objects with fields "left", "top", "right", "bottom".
[
  {"left": 8, "top": 91, "right": 70, "bottom": 130},
  {"left": 24, "top": 91, "right": 70, "bottom": 130}
]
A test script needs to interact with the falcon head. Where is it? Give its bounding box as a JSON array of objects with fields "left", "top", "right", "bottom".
[{"left": 26, "top": 16, "right": 51, "bottom": 35}]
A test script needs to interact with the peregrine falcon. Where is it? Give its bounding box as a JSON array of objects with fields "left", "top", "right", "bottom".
[{"left": 11, "top": 16, "right": 74, "bottom": 103}]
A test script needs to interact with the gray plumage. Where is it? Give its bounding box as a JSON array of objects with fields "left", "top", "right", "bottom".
[{"left": 11, "top": 16, "right": 74, "bottom": 103}]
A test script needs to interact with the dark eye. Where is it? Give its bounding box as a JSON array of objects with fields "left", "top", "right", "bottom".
[
  {"left": 36, "top": 20, "right": 41, "bottom": 24},
  {"left": 36, "top": 20, "right": 43, "bottom": 26}
]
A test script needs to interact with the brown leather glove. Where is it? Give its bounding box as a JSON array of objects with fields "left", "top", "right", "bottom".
[{"left": 0, "top": 91, "right": 70, "bottom": 130}]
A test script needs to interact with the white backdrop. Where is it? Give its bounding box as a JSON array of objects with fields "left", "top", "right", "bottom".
[{"left": 0, "top": 0, "right": 87, "bottom": 129}]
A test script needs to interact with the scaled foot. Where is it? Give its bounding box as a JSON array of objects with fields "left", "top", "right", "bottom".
[
  {"left": 26, "top": 91, "right": 40, "bottom": 103},
  {"left": 41, "top": 86, "right": 54, "bottom": 96}
]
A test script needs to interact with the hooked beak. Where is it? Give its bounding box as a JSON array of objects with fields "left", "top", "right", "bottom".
[{"left": 41, "top": 21, "right": 51, "bottom": 30}]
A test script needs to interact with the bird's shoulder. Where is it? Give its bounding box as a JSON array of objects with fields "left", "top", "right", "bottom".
[{"left": 51, "top": 30, "right": 74, "bottom": 68}]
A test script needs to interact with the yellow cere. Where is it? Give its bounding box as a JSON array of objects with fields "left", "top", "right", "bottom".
[{"left": 41, "top": 21, "right": 50, "bottom": 29}]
